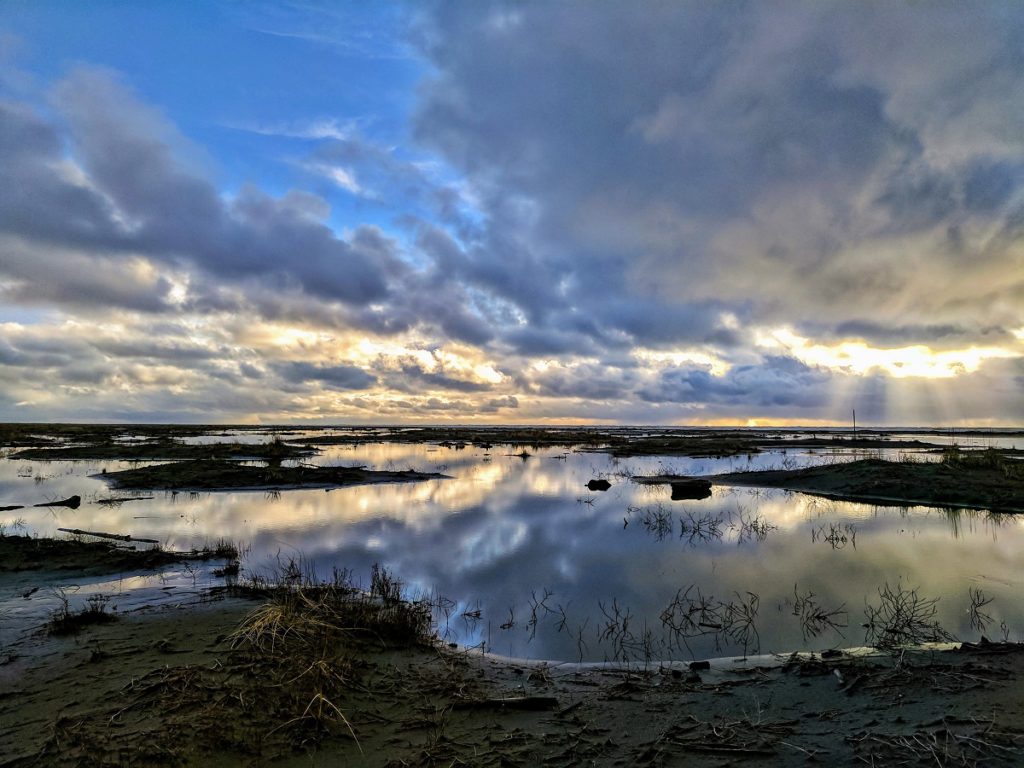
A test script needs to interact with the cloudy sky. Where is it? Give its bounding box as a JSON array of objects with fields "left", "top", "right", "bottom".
[{"left": 0, "top": 2, "right": 1022, "bottom": 426}]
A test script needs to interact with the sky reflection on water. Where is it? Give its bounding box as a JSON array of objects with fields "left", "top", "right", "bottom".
[{"left": 1, "top": 439, "right": 1022, "bottom": 662}]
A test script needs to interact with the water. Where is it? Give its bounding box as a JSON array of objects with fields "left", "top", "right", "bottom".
[{"left": 1, "top": 434, "right": 1021, "bottom": 663}]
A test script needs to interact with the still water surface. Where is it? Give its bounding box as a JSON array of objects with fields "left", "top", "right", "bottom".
[{"left": 1, "top": 434, "right": 1021, "bottom": 661}]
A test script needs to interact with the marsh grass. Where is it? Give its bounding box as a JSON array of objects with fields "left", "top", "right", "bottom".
[
  {"left": 47, "top": 591, "right": 116, "bottom": 635},
  {"left": 231, "top": 561, "right": 434, "bottom": 653},
  {"left": 224, "top": 560, "right": 437, "bottom": 749},
  {"left": 941, "top": 447, "right": 1024, "bottom": 480}
]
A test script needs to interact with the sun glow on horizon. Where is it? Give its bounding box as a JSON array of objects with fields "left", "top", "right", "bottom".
[{"left": 759, "top": 328, "right": 1016, "bottom": 379}]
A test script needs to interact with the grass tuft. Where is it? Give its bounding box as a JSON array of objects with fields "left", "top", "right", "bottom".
[
  {"left": 47, "top": 592, "right": 116, "bottom": 635},
  {"left": 224, "top": 560, "right": 435, "bottom": 750}
]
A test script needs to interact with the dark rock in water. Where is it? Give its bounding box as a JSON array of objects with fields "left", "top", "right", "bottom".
[
  {"left": 689, "top": 660, "right": 711, "bottom": 671},
  {"left": 34, "top": 495, "right": 81, "bottom": 509},
  {"left": 669, "top": 479, "right": 712, "bottom": 501},
  {"left": 587, "top": 479, "right": 612, "bottom": 492},
  {"left": 631, "top": 474, "right": 713, "bottom": 500}
]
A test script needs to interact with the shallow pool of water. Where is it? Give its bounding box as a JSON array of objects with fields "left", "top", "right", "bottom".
[{"left": 1, "top": 436, "right": 1021, "bottom": 662}]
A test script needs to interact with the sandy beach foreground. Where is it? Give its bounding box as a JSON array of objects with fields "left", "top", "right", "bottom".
[{"left": 3, "top": 553, "right": 1024, "bottom": 767}]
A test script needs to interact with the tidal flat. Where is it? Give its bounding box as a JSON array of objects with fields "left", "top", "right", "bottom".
[{"left": 2, "top": 424, "right": 1024, "bottom": 765}]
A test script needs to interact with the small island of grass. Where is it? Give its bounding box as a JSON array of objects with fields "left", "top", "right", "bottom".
[
  {"left": 97, "top": 458, "right": 450, "bottom": 492},
  {"left": 711, "top": 449, "right": 1024, "bottom": 512}
]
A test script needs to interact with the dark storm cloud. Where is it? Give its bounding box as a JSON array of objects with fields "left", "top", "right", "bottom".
[
  {"left": 499, "top": 327, "right": 597, "bottom": 357},
  {"left": 273, "top": 361, "right": 377, "bottom": 390},
  {"left": 0, "top": 100, "right": 119, "bottom": 251},
  {"left": 639, "top": 357, "right": 831, "bottom": 409},
  {"left": 822, "top": 321, "right": 1015, "bottom": 349},
  {"left": 528, "top": 363, "right": 639, "bottom": 402},
  {"left": 874, "top": 166, "right": 959, "bottom": 233},
  {"left": 600, "top": 300, "right": 739, "bottom": 348},
  {"left": 483, "top": 395, "right": 518, "bottom": 411},
  {"left": 89, "top": 338, "right": 221, "bottom": 362},
  {"left": 239, "top": 363, "right": 264, "bottom": 380},
  {"left": 397, "top": 282, "right": 495, "bottom": 346},
  {"left": 412, "top": 2, "right": 1024, "bottom": 348},
  {"left": 382, "top": 363, "right": 494, "bottom": 394}
]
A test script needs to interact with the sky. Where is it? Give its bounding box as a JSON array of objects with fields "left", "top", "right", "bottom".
[{"left": 0, "top": 1, "right": 1022, "bottom": 426}]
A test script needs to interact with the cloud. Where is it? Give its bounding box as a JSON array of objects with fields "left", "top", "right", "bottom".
[
  {"left": 1, "top": 67, "right": 397, "bottom": 313},
  {"left": 413, "top": 2, "right": 1024, "bottom": 349},
  {"left": 274, "top": 361, "right": 377, "bottom": 390},
  {"left": 1, "top": 4, "right": 1022, "bottom": 425},
  {"left": 638, "top": 357, "right": 832, "bottom": 409}
]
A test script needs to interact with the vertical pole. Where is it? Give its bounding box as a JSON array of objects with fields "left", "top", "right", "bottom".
[{"left": 853, "top": 408, "right": 857, "bottom": 440}]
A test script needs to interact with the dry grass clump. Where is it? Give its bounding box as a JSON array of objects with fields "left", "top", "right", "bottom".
[
  {"left": 225, "top": 560, "right": 436, "bottom": 747},
  {"left": 31, "top": 562, "right": 443, "bottom": 765},
  {"left": 232, "top": 560, "right": 433, "bottom": 653}
]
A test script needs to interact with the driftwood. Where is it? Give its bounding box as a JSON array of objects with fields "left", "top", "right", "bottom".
[
  {"left": 95, "top": 496, "right": 155, "bottom": 507},
  {"left": 0, "top": 505, "right": 24, "bottom": 512},
  {"left": 58, "top": 528, "right": 160, "bottom": 544},
  {"left": 34, "top": 495, "right": 81, "bottom": 509}
]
